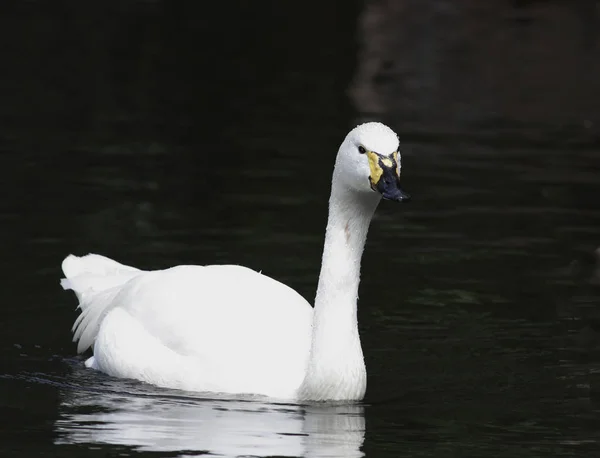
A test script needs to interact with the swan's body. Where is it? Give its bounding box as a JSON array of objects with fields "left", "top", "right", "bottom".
[{"left": 61, "top": 122, "right": 409, "bottom": 401}]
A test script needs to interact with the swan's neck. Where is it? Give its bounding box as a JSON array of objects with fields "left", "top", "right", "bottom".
[{"left": 299, "top": 181, "right": 379, "bottom": 401}]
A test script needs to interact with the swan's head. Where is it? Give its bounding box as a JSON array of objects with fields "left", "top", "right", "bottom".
[{"left": 334, "top": 122, "right": 410, "bottom": 202}]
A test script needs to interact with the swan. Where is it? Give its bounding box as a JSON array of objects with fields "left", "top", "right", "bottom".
[{"left": 60, "top": 122, "right": 410, "bottom": 402}]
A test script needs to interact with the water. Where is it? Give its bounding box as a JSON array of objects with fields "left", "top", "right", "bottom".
[{"left": 2, "top": 1, "right": 600, "bottom": 457}]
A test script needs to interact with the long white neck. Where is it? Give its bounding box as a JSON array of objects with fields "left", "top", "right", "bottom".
[{"left": 298, "top": 176, "right": 380, "bottom": 401}]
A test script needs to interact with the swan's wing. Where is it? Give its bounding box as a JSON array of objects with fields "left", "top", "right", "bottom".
[
  {"left": 63, "top": 258, "right": 313, "bottom": 395},
  {"left": 118, "top": 264, "right": 314, "bottom": 394},
  {"left": 120, "top": 264, "right": 312, "bottom": 361}
]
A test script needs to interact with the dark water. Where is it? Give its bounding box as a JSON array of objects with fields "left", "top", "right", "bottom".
[{"left": 2, "top": 1, "right": 600, "bottom": 457}]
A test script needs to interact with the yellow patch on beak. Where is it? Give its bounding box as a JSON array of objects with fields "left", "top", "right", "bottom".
[
  {"left": 367, "top": 151, "right": 384, "bottom": 186},
  {"left": 393, "top": 151, "right": 400, "bottom": 176},
  {"left": 380, "top": 157, "right": 393, "bottom": 168}
]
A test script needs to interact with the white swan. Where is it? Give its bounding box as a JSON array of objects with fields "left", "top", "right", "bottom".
[{"left": 60, "top": 122, "right": 410, "bottom": 402}]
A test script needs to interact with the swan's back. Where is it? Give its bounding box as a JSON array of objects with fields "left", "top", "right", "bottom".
[
  {"left": 61, "top": 254, "right": 313, "bottom": 398},
  {"left": 118, "top": 264, "right": 313, "bottom": 363}
]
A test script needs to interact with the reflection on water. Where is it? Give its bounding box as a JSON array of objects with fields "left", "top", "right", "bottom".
[
  {"left": 54, "top": 365, "right": 364, "bottom": 458},
  {"left": 350, "top": 0, "right": 600, "bottom": 140}
]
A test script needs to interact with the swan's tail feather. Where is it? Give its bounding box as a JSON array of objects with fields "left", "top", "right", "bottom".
[{"left": 61, "top": 253, "right": 143, "bottom": 354}]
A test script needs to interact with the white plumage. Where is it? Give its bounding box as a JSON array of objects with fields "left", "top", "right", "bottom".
[{"left": 61, "top": 122, "right": 408, "bottom": 401}]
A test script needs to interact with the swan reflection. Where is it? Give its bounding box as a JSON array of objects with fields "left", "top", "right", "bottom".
[{"left": 55, "top": 386, "right": 365, "bottom": 457}]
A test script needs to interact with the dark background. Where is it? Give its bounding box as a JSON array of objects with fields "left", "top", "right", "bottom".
[{"left": 1, "top": 1, "right": 600, "bottom": 457}]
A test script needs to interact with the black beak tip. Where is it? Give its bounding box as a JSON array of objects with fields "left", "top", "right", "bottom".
[{"left": 382, "top": 189, "right": 411, "bottom": 202}]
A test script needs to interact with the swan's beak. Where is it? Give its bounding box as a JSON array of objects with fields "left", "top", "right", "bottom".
[{"left": 367, "top": 151, "right": 411, "bottom": 202}]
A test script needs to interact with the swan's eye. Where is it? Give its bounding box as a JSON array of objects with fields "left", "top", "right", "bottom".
[{"left": 358, "top": 145, "right": 367, "bottom": 155}]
